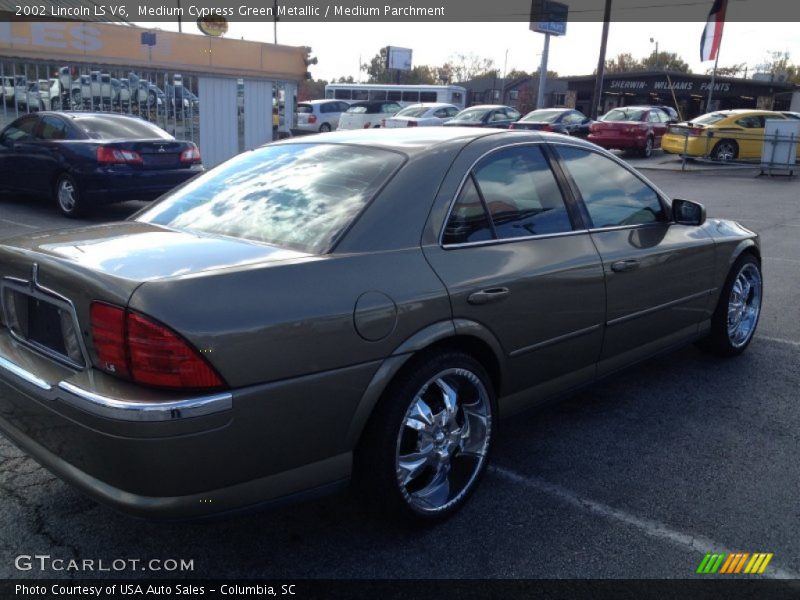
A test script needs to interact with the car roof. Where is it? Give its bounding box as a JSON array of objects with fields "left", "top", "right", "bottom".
[
  {"left": 398, "top": 102, "right": 456, "bottom": 109},
  {"left": 301, "top": 99, "right": 346, "bottom": 105},
  {"left": 463, "top": 104, "right": 513, "bottom": 110},
  {"left": 271, "top": 127, "right": 597, "bottom": 156}
]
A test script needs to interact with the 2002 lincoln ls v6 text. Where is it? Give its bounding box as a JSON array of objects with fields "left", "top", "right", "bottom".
[{"left": 0, "top": 128, "right": 762, "bottom": 522}]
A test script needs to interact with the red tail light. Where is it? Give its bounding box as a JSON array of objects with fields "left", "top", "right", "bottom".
[
  {"left": 308, "top": 114, "right": 317, "bottom": 124},
  {"left": 509, "top": 123, "right": 517, "bottom": 129},
  {"left": 687, "top": 127, "right": 704, "bottom": 137},
  {"left": 90, "top": 303, "right": 129, "bottom": 378},
  {"left": 90, "top": 301, "right": 224, "bottom": 391},
  {"left": 542, "top": 124, "right": 554, "bottom": 132},
  {"left": 179, "top": 143, "right": 201, "bottom": 164},
  {"left": 97, "top": 146, "right": 143, "bottom": 165},
  {"left": 363, "top": 123, "right": 372, "bottom": 129},
  {"left": 407, "top": 120, "right": 418, "bottom": 127}
]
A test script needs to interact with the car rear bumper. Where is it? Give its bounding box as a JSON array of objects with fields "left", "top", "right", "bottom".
[
  {"left": 76, "top": 165, "right": 204, "bottom": 204},
  {"left": 0, "top": 329, "right": 376, "bottom": 519},
  {"left": 588, "top": 133, "right": 647, "bottom": 150},
  {"left": 661, "top": 134, "right": 711, "bottom": 156}
]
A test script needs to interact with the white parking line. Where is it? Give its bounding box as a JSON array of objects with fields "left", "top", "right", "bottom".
[
  {"left": 764, "top": 257, "right": 800, "bottom": 264},
  {"left": 489, "top": 465, "right": 800, "bottom": 580},
  {"left": 0, "top": 218, "right": 37, "bottom": 229},
  {"left": 756, "top": 335, "right": 800, "bottom": 348}
]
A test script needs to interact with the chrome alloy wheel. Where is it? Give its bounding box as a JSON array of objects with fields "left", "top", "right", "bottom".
[
  {"left": 395, "top": 368, "right": 492, "bottom": 514},
  {"left": 57, "top": 178, "right": 77, "bottom": 213},
  {"left": 727, "top": 263, "right": 762, "bottom": 348},
  {"left": 714, "top": 141, "right": 737, "bottom": 161}
]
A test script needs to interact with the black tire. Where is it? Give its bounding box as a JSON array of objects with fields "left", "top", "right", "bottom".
[
  {"left": 355, "top": 350, "right": 496, "bottom": 524},
  {"left": 711, "top": 139, "right": 738, "bottom": 161},
  {"left": 319, "top": 122, "right": 332, "bottom": 133},
  {"left": 697, "top": 253, "right": 762, "bottom": 357},
  {"left": 54, "top": 173, "right": 87, "bottom": 218},
  {"left": 639, "top": 135, "right": 654, "bottom": 158}
]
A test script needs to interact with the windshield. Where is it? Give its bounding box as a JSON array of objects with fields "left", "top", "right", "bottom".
[
  {"left": 521, "top": 110, "right": 563, "bottom": 123},
  {"left": 296, "top": 104, "right": 313, "bottom": 114},
  {"left": 395, "top": 106, "right": 430, "bottom": 118},
  {"left": 137, "top": 144, "right": 405, "bottom": 254},
  {"left": 691, "top": 113, "right": 728, "bottom": 126},
  {"left": 602, "top": 108, "right": 646, "bottom": 122},
  {"left": 452, "top": 109, "right": 488, "bottom": 122}
]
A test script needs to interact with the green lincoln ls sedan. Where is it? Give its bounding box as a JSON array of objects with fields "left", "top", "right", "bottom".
[{"left": 0, "top": 127, "right": 762, "bottom": 522}]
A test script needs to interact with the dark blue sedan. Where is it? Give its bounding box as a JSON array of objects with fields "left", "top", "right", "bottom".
[{"left": 0, "top": 112, "right": 203, "bottom": 217}]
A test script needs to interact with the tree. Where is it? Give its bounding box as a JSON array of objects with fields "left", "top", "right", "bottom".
[
  {"left": 440, "top": 53, "right": 496, "bottom": 83},
  {"left": 707, "top": 63, "right": 748, "bottom": 78},
  {"left": 761, "top": 51, "right": 799, "bottom": 83},
  {"left": 642, "top": 51, "right": 691, "bottom": 73},
  {"left": 299, "top": 78, "right": 327, "bottom": 101},
  {"left": 603, "top": 53, "right": 642, "bottom": 73},
  {"left": 334, "top": 75, "right": 355, "bottom": 83}
]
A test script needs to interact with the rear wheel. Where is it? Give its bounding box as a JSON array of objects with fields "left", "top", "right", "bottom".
[
  {"left": 319, "top": 122, "right": 332, "bottom": 133},
  {"left": 697, "top": 254, "right": 762, "bottom": 356},
  {"left": 711, "top": 139, "right": 738, "bottom": 161},
  {"left": 356, "top": 351, "right": 495, "bottom": 523},
  {"left": 54, "top": 174, "right": 87, "bottom": 218}
]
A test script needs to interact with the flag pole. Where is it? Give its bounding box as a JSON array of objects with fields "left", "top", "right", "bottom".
[{"left": 706, "top": 42, "right": 721, "bottom": 111}]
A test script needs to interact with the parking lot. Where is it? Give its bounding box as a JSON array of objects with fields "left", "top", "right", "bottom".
[{"left": 0, "top": 165, "right": 798, "bottom": 580}]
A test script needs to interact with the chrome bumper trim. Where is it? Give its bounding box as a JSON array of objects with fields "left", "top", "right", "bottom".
[
  {"left": 0, "top": 356, "right": 52, "bottom": 391},
  {"left": 57, "top": 381, "right": 232, "bottom": 422}
]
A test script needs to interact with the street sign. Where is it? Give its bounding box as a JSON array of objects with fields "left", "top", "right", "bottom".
[{"left": 530, "top": 1, "right": 568, "bottom": 36}]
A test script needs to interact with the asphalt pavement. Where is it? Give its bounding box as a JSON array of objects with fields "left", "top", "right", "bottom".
[{"left": 0, "top": 167, "right": 798, "bottom": 580}]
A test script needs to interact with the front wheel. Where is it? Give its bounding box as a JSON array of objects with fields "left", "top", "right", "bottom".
[
  {"left": 639, "top": 136, "right": 654, "bottom": 158},
  {"left": 54, "top": 174, "right": 87, "bottom": 218},
  {"left": 697, "top": 254, "right": 762, "bottom": 356},
  {"left": 356, "top": 351, "right": 495, "bottom": 523}
]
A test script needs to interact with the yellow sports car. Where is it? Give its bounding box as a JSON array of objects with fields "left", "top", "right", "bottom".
[{"left": 661, "top": 109, "right": 792, "bottom": 161}]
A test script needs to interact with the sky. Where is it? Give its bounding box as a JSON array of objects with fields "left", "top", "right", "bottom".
[{"left": 140, "top": 21, "right": 800, "bottom": 82}]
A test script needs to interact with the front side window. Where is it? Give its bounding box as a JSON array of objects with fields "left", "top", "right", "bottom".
[
  {"left": 556, "top": 146, "right": 666, "bottom": 228},
  {"left": 443, "top": 145, "right": 573, "bottom": 244},
  {"left": 138, "top": 144, "right": 404, "bottom": 254}
]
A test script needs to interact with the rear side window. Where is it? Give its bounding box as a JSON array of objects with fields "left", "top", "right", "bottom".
[
  {"left": 443, "top": 176, "right": 494, "bottom": 245},
  {"left": 38, "top": 116, "right": 70, "bottom": 140},
  {"left": 556, "top": 146, "right": 666, "bottom": 228},
  {"left": 735, "top": 115, "right": 766, "bottom": 128},
  {"left": 75, "top": 116, "right": 172, "bottom": 140},
  {"left": 443, "top": 145, "right": 573, "bottom": 245}
]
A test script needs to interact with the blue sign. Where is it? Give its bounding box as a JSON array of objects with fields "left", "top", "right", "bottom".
[
  {"left": 534, "top": 21, "right": 567, "bottom": 35},
  {"left": 530, "top": 1, "right": 568, "bottom": 36}
]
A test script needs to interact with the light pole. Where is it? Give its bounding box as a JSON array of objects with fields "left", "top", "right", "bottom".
[{"left": 650, "top": 37, "right": 659, "bottom": 70}]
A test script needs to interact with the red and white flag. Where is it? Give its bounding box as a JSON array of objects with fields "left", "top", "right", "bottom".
[{"left": 700, "top": 0, "right": 728, "bottom": 61}]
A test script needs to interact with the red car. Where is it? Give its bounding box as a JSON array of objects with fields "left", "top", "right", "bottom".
[{"left": 588, "top": 106, "right": 674, "bottom": 158}]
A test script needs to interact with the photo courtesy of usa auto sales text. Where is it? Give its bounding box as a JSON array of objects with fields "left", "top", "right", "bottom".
[{"left": 16, "top": 583, "right": 299, "bottom": 596}]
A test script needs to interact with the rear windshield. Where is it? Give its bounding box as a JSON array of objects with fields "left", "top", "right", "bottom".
[
  {"left": 521, "top": 110, "right": 564, "bottom": 123},
  {"left": 296, "top": 104, "right": 313, "bottom": 114},
  {"left": 602, "top": 108, "right": 646, "bottom": 122},
  {"left": 74, "top": 116, "right": 172, "bottom": 140},
  {"left": 452, "top": 108, "right": 488, "bottom": 122},
  {"left": 395, "top": 106, "right": 430, "bottom": 118},
  {"left": 691, "top": 113, "right": 727, "bottom": 126},
  {"left": 346, "top": 103, "right": 379, "bottom": 114},
  {"left": 137, "top": 144, "right": 405, "bottom": 254}
]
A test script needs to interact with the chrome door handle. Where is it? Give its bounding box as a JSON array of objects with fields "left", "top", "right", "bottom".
[
  {"left": 610, "top": 259, "right": 640, "bottom": 273},
  {"left": 467, "top": 287, "right": 510, "bottom": 305}
]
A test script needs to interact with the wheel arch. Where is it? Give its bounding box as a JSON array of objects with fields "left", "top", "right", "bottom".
[{"left": 344, "top": 320, "right": 506, "bottom": 448}]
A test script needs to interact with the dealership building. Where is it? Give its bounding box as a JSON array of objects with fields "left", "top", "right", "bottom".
[
  {"left": 0, "top": 19, "right": 309, "bottom": 166},
  {"left": 562, "top": 70, "right": 799, "bottom": 120}
]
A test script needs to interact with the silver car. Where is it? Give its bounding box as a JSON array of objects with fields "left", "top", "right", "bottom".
[{"left": 294, "top": 99, "right": 351, "bottom": 133}]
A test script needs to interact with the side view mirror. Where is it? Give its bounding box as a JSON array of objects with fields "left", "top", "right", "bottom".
[{"left": 672, "top": 198, "right": 706, "bottom": 226}]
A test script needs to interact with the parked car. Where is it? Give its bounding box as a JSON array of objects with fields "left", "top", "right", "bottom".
[
  {"left": 656, "top": 105, "right": 680, "bottom": 121},
  {"left": 588, "top": 106, "right": 673, "bottom": 157},
  {"left": 509, "top": 108, "right": 592, "bottom": 137},
  {"left": 294, "top": 99, "right": 350, "bottom": 133},
  {"left": 0, "top": 128, "right": 762, "bottom": 522},
  {"left": 661, "top": 109, "right": 793, "bottom": 161},
  {"left": 0, "top": 112, "right": 203, "bottom": 217},
  {"left": 384, "top": 103, "right": 460, "bottom": 128},
  {"left": 26, "top": 79, "right": 62, "bottom": 111},
  {"left": 782, "top": 111, "right": 800, "bottom": 120},
  {"left": 1, "top": 76, "right": 17, "bottom": 103},
  {"left": 443, "top": 105, "right": 521, "bottom": 129},
  {"left": 337, "top": 100, "right": 402, "bottom": 129}
]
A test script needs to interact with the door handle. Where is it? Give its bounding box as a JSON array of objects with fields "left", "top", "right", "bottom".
[
  {"left": 610, "top": 259, "right": 640, "bottom": 273},
  {"left": 467, "top": 287, "right": 510, "bottom": 305}
]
